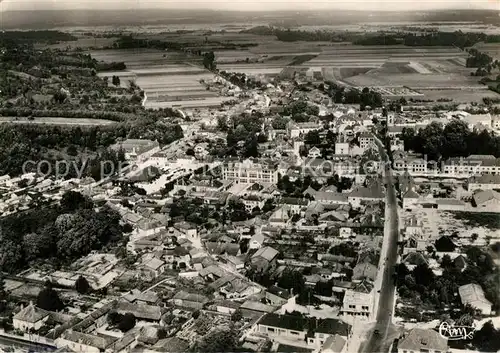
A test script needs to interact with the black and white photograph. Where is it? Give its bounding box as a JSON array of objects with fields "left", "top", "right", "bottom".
[{"left": 0, "top": 0, "right": 498, "bottom": 352}]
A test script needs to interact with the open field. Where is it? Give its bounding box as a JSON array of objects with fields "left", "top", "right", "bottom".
[
  {"left": 0, "top": 117, "right": 116, "bottom": 126},
  {"left": 91, "top": 49, "right": 222, "bottom": 109},
  {"left": 417, "top": 88, "right": 500, "bottom": 103},
  {"left": 35, "top": 36, "right": 118, "bottom": 50}
]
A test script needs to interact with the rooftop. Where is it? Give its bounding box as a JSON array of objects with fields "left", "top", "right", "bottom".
[
  {"left": 398, "top": 329, "right": 448, "bottom": 352},
  {"left": 13, "top": 303, "right": 48, "bottom": 323},
  {"left": 458, "top": 284, "right": 492, "bottom": 306}
]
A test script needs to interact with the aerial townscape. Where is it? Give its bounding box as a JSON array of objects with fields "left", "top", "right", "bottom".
[{"left": 0, "top": 4, "right": 499, "bottom": 353}]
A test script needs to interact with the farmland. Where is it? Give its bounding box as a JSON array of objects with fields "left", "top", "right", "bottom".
[
  {"left": 91, "top": 49, "right": 226, "bottom": 109},
  {"left": 0, "top": 117, "right": 116, "bottom": 126},
  {"left": 86, "top": 29, "right": 500, "bottom": 105}
]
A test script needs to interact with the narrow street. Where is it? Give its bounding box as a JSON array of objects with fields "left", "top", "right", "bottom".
[{"left": 359, "top": 135, "right": 401, "bottom": 353}]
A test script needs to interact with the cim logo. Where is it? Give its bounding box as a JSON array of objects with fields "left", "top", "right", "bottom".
[{"left": 439, "top": 322, "right": 476, "bottom": 341}]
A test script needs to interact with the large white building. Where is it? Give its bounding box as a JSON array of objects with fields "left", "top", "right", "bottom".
[
  {"left": 287, "top": 121, "right": 322, "bottom": 138},
  {"left": 13, "top": 303, "right": 49, "bottom": 331},
  {"left": 442, "top": 155, "right": 500, "bottom": 176},
  {"left": 223, "top": 159, "right": 279, "bottom": 184},
  {"left": 458, "top": 284, "right": 492, "bottom": 315}
]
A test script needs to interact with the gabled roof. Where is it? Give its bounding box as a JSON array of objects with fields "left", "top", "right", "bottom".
[
  {"left": 250, "top": 232, "right": 266, "bottom": 245},
  {"left": 252, "top": 246, "right": 279, "bottom": 262},
  {"left": 403, "top": 252, "right": 428, "bottom": 266},
  {"left": 322, "top": 334, "right": 346, "bottom": 353},
  {"left": 173, "top": 291, "right": 209, "bottom": 304},
  {"left": 403, "top": 189, "right": 419, "bottom": 199},
  {"left": 61, "top": 330, "right": 116, "bottom": 350},
  {"left": 13, "top": 303, "right": 48, "bottom": 323},
  {"left": 398, "top": 329, "right": 448, "bottom": 352},
  {"left": 267, "top": 285, "right": 291, "bottom": 299},
  {"left": 473, "top": 190, "right": 500, "bottom": 205}
]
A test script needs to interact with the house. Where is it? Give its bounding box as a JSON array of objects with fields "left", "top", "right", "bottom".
[
  {"left": 398, "top": 328, "right": 448, "bottom": 353},
  {"left": 335, "top": 142, "right": 350, "bottom": 156},
  {"left": 472, "top": 190, "right": 500, "bottom": 212},
  {"left": 307, "top": 317, "right": 351, "bottom": 349},
  {"left": 110, "top": 139, "right": 160, "bottom": 162},
  {"left": 458, "top": 284, "right": 492, "bottom": 315},
  {"left": 56, "top": 330, "right": 116, "bottom": 353},
  {"left": 468, "top": 174, "right": 500, "bottom": 192},
  {"left": 241, "top": 195, "right": 266, "bottom": 212},
  {"left": 116, "top": 301, "right": 162, "bottom": 321},
  {"left": 434, "top": 198, "right": 466, "bottom": 211},
  {"left": 403, "top": 189, "right": 420, "bottom": 209},
  {"left": 341, "top": 288, "right": 373, "bottom": 319},
  {"left": 308, "top": 147, "right": 322, "bottom": 158},
  {"left": 13, "top": 302, "right": 49, "bottom": 331},
  {"left": 313, "top": 192, "right": 349, "bottom": 205},
  {"left": 250, "top": 246, "right": 279, "bottom": 272},
  {"left": 265, "top": 286, "right": 292, "bottom": 306},
  {"left": 280, "top": 197, "right": 310, "bottom": 214},
  {"left": 249, "top": 232, "right": 266, "bottom": 250},
  {"left": 140, "top": 258, "right": 166, "bottom": 278},
  {"left": 402, "top": 252, "right": 429, "bottom": 270},
  {"left": 173, "top": 221, "right": 198, "bottom": 240},
  {"left": 352, "top": 262, "right": 378, "bottom": 282},
  {"left": 257, "top": 313, "right": 308, "bottom": 341},
  {"left": 257, "top": 313, "right": 350, "bottom": 349},
  {"left": 320, "top": 334, "right": 346, "bottom": 353},
  {"left": 172, "top": 291, "right": 209, "bottom": 310},
  {"left": 215, "top": 300, "right": 241, "bottom": 314},
  {"left": 348, "top": 183, "right": 384, "bottom": 208},
  {"left": 288, "top": 122, "right": 322, "bottom": 138},
  {"left": 240, "top": 300, "right": 276, "bottom": 318}
]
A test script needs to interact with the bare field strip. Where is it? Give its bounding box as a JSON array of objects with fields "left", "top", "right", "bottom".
[
  {"left": 344, "top": 73, "right": 484, "bottom": 88},
  {"left": 418, "top": 89, "right": 500, "bottom": 103},
  {"left": 0, "top": 117, "right": 116, "bottom": 126},
  {"left": 145, "top": 97, "right": 231, "bottom": 109}
]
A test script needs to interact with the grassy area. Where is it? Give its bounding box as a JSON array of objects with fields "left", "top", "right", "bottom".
[{"left": 451, "top": 212, "right": 500, "bottom": 230}]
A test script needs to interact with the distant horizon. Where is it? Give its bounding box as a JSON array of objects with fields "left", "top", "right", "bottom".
[
  {"left": 0, "top": 0, "right": 498, "bottom": 12},
  {"left": 1, "top": 7, "right": 499, "bottom": 12}
]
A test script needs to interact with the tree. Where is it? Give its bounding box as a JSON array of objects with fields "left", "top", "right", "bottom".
[
  {"left": 231, "top": 309, "right": 243, "bottom": 322},
  {"left": 118, "top": 313, "right": 136, "bottom": 332},
  {"left": 472, "top": 320, "right": 500, "bottom": 352},
  {"left": 193, "top": 327, "right": 238, "bottom": 352},
  {"left": 434, "top": 236, "right": 456, "bottom": 252},
  {"left": 203, "top": 51, "right": 216, "bottom": 71},
  {"left": 61, "top": 191, "right": 92, "bottom": 212},
  {"left": 112, "top": 75, "right": 121, "bottom": 87},
  {"left": 442, "top": 120, "right": 469, "bottom": 158},
  {"left": 75, "top": 275, "right": 91, "bottom": 294},
  {"left": 37, "top": 281, "right": 64, "bottom": 311}
]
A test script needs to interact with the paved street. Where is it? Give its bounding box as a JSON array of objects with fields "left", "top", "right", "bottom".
[{"left": 360, "top": 136, "right": 401, "bottom": 353}]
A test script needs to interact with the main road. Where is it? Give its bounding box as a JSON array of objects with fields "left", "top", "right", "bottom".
[{"left": 360, "top": 135, "right": 401, "bottom": 353}]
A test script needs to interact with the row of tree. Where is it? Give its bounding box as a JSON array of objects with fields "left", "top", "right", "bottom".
[
  {"left": 0, "top": 191, "right": 124, "bottom": 274},
  {"left": 401, "top": 120, "right": 500, "bottom": 160}
]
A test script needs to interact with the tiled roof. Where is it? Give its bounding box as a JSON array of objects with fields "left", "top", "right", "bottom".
[
  {"left": 13, "top": 303, "right": 48, "bottom": 323},
  {"left": 252, "top": 246, "right": 279, "bottom": 262},
  {"left": 398, "top": 329, "right": 448, "bottom": 352},
  {"left": 473, "top": 190, "right": 500, "bottom": 205}
]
